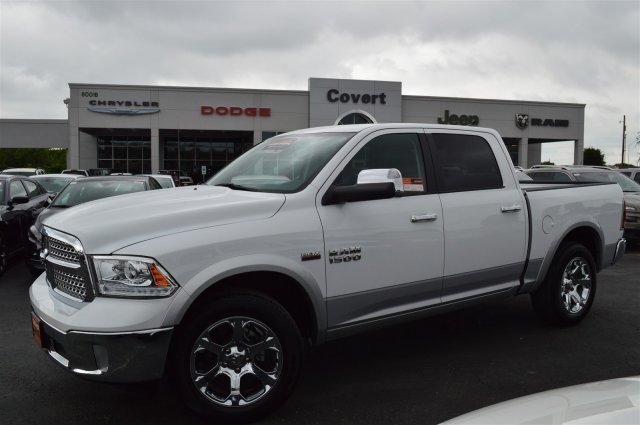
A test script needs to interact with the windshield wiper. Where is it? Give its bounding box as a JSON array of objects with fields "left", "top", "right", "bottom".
[
  {"left": 51, "top": 204, "right": 71, "bottom": 208},
  {"left": 215, "top": 183, "right": 259, "bottom": 192}
]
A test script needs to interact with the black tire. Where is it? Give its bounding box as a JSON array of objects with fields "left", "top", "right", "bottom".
[
  {"left": 0, "top": 234, "right": 7, "bottom": 278},
  {"left": 531, "top": 242, "right": 597, "bottom": 325},
  {"left": 168, "top": 292, "right": 303, "bottom": 423}
]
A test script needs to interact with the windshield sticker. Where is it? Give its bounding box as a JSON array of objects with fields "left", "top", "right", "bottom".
[
  {"left": 261, "top": 138, "right": 296, "bottom": 153},
  {"left": 403, "top": 177, "right": 424, "bottom": 192}
]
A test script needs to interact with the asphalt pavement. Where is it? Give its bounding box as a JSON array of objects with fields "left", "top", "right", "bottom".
[{"left": 1, "top": 248, "right": 638, "bottom": 425}]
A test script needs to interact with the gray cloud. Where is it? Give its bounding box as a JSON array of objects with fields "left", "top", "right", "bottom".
[{"left": 1, "top": 0, "right": 638, "bottom": 164}]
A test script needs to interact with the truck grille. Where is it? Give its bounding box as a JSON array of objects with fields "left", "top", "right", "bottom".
[{"left": 43, "top": 228, "right": 93, "bottom": 302}]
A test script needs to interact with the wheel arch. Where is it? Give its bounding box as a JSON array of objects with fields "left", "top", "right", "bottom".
[
  {"left": 174, "top": 270, "right": 323, "bottom": 346},
  {"left": 525, "top": 223, "right": 603, "bottom": 294}
]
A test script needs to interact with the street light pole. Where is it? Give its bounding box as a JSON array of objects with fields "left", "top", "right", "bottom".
[{"left": 621, "top": 115, "right": 626, "bottom": 165}]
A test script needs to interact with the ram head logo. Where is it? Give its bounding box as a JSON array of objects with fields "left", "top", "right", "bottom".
[{"left": 515, "top": 114, "right": 529, "bottom": 129}]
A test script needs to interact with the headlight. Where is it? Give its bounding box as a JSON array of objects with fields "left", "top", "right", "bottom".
[{"left": 92, "top": 256, "right": 179, "bottom": 297}]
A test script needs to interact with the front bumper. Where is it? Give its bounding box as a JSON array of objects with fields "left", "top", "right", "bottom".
[{"left": 31, "top": 311, "right": 173, "bottom": 383}]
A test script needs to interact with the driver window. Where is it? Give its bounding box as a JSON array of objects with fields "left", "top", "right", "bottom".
[
  {"left": 335, "top": 133, "right": 426, "bottom": 194},
  {"left": 10, "top": 180, "right": 28, "bottom": 198}
]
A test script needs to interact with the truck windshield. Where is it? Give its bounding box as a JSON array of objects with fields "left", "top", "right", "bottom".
[{"left": 206, "top": 132, "right": 355, "bottom": 193}]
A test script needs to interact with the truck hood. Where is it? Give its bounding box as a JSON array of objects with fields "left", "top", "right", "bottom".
[{"left": 43, "top": 185, "right": 286, "bottom": 253}]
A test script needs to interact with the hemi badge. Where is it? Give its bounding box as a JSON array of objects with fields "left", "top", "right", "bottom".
[{"left": 301, "top": 251, "right": 321, "bottom": 262}]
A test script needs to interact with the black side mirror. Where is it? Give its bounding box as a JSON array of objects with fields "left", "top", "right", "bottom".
[{"left": 321, "top": 182, "right": 396, "bottom": 205}]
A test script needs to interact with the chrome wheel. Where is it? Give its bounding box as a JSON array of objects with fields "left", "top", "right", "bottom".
[
  {"left": 560, "top": 256, "right": 592, "bottom": 314},
  {"left": 190, "top": 316, "right": 282, "bottom": 407}
]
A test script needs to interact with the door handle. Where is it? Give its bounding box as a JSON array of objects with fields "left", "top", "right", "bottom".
[
  {"left": 501, "top": 205, "right": 522, "bottom": 213},
  {"left": 411, "top": 213, "right": 438, "bottom": 223}
]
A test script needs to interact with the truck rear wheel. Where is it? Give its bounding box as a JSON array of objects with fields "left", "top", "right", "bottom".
[
  {"left": 531, "top": 242, "right": 597, "bottom": 325},
  {"left": 168, "top": 292, "right": 303, "bottom": 423}
]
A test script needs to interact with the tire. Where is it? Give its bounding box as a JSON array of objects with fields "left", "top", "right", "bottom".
[
  {"left": 531, "top": 242, "right": 597, "bottom": 325},
  {"left": 168, "top": 292, "right": 303, "bottom": 423},
  {"left": 0, "top": 235, "right": 6, "bottom": 278}
]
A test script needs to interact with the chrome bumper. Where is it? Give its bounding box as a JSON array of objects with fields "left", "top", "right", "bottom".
[{"left": 33, "top": 312, "right": 173, "bottom": 383}]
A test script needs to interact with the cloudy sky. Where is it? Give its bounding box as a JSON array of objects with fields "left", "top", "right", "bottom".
[{"left": 1, "top": 0, "right": 639, "bottom": 165}]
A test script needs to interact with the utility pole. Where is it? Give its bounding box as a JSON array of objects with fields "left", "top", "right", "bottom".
[{"left": 621, "top": 115, "right": 626, "bottom": 165}]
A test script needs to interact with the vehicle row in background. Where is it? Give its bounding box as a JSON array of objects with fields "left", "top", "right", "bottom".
[{"left": 524, "top": 166, "right": 640, "bottom": 246}]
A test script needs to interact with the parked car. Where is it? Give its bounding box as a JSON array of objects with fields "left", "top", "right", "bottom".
[
  {"left": 61, "top": 169, "right": 89, "bottom": 176},
  {"left": 441, "top": 375, "right": 640, "bottom": 424},
  {"left": 137, "top": 174, "right": 177, "bottom": 188},
  {"left": 618, "top": 167, "right": 640, "bottom": 184},
  {"left": 88, "top": 168, "right": 115, "bottom": 176},
  {"left": 28, "top": 175, "right": 163, "bottom": 275},
  {"left": 159, "top": 169, "right": 193, "bottom": 186},
  {"left": 525, "top": 166, "right": 640, "bottom": 245},
  {"left": 1, "top": 167, "right": 46, "bottom": 176},
  {"left": 29, "top": 174, "right": 84, "bottom": 196},
  {"left": 0, "top": 175, "right": 49, "bottom": 276}
]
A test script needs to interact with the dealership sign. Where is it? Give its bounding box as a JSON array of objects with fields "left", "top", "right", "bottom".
[
  {"left": 201, "top": 106, "right": 271, "bottom": 117},
  {"left": 326, "top": 89, "right": 387, "bottom": 105},
  {"left": 515, "top": 113, "right": 569, "bottom": 129},
  {"left": 88, "top": 100, "right": 160, "bottom": 115},
  {"left": 437, "top": 109, "right": 479, "bottom": 126}
]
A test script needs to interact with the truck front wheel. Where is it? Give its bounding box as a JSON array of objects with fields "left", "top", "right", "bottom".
[
  {"left": 168, "top": 292, "right": 303, "bottom": 423},
  {"left": 531, "top": 242, "right": 597, "bottom": 325}
]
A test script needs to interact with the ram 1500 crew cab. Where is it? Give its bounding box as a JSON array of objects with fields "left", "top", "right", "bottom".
[{"left": 30, "top": 123, "right": 626, "bottom": 422}]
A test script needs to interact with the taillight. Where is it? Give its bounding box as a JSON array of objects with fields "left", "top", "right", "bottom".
[{"left": 621, "top": 200, "right": 626, "bottom": 230}]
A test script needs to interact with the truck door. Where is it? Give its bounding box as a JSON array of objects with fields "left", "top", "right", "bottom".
[
  {"left": 317, "top": 130, "right": 444, "bottom": 329},
  {"left": 427, "top": 131, "right": 527, "bottom": 302}
]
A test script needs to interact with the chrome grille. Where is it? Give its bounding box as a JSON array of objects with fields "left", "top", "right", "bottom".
[
  {"left": 50, "top": 267, "right": 87, "bottom": 299},
  {"left": 43, "top": 228, "right": 92, "bottom": 302},
  {"left": 47, "top": 236, "right": 81, "bottom": 265}
]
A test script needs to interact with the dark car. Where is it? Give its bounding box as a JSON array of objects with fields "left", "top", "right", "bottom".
[
  {"left": 28, "top": 175, "right": 162, "bottom": 275},
  {"left": 0, "top": 175, "right": 49, "bottom": 276}
]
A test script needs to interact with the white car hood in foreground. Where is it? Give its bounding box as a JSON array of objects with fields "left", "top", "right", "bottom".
[
  {"left": 441, "top": 376, "right": 640, "bottom": 425},
  {"left": 43, "top": 185, "right": 285, "bottom": 253}
]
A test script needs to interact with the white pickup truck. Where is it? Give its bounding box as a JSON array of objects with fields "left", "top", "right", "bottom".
[{"left": 30, "top": 123, "right": 627, "bottom": 422}]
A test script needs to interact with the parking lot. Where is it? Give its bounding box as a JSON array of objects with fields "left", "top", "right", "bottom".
[{"left": 1, "top": 247, "right": 638, "bottom": 425}]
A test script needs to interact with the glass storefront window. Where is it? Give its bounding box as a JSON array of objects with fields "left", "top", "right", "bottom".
[{"left": 96, "top": 134, "right": 150, "bottom": 174}]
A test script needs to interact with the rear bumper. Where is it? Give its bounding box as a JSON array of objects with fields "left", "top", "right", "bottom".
[{"left": 32, "top": 311, "right": 173, "bottom": 383}]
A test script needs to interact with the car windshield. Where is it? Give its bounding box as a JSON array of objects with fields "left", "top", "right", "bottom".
[
  {"left": 206, "top": 132, "right": 355, "bottom": 193},
  {"left": 31, "top": 176, "right": 74, "bottom": 193},
  {"left": 51, "top": 180, "right": 147, "bottom": 207},
  {"left": 155, "top": 177, "right": 174, "bottom": 188},
  {"left": 573, "top": 171, "right": 640, "bottom": 192}
]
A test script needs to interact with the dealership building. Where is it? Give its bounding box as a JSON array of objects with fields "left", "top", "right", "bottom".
[{"left": 0, "top": 78, "right": 585, "bottom": 180}]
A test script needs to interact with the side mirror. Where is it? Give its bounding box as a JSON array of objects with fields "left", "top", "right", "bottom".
[
  {"left": 322, "top": 168, "right": 403, "bottom": 205},
  {"left": 10, "top": 195, "right": 30, "bottom": 205},
  {"left": 356, "top": 168, "right": 404, "bottom": 191}
]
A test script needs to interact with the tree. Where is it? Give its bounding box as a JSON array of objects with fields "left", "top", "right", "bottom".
[
  {"left": 540, "top": 160, "right": 555, "bottom": 165},
  {"left": 583, "top": 147, "right": 605, "bottom": 166},
  {"left": 0, "top": 148, "right": 67, "bottom": 172}
]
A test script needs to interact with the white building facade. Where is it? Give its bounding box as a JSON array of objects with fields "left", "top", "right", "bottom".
[{"left": 2, "top": 78, "right": 585, "bottom": 180}]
